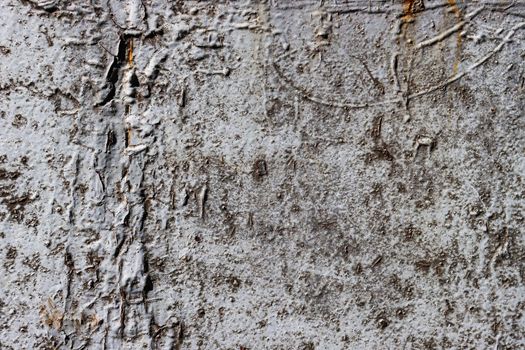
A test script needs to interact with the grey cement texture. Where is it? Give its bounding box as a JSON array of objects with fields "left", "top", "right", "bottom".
[{"left": 0, "top": 0, "right": 524, "bottom": 349}]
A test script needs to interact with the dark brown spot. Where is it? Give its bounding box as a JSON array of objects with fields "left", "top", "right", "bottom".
[
  {"left": 365, "top": 143, "right": 394, "bottom": 163},
  {"left": 252, "top": 159, "right": 268, "bottom": 180},
  {"left": 415, "top": 260, "right": 431, "bottom": 273},
  {"left": 12, "top": 114, "right": 28, "bottom": 128},
  {"left": 0, "top": 169, "right": 21, "bottom": 181},
  {"left": 377, "top": 317, "right": 389, "bottom": 329}
]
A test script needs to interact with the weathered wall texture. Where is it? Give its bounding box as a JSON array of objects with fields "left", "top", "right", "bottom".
[{"left": 0, "top": 0, "right": 524, "bottom": 349}]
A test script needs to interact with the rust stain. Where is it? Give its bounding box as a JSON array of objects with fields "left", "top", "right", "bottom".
[
  {"left": 400, "top": 0, "right": 415, "bottom": 44},
  {"left": 401, "top": 0, "right": 425, "bottom": 42},
  {"left": 128, "top": 39, "right": 133, "bottom": 66},
  {"left": 402, "top": 0, "right": 415, "bottom": 23},
  {"left": 125, "top": 127, "right": 131, "bottom": 147},
  {"left": 447, "top": 0, "right": 462, "bottom": 19},
  {"left": 402, "top": 0, "right": 425, "bottom": 22},
  {"left": 447, "top": 0, "right": 463, "bottom": 74}
]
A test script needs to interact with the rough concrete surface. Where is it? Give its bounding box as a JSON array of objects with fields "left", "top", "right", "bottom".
[{"left": 0, "top": 0, "right": 524, "bottom": 349}]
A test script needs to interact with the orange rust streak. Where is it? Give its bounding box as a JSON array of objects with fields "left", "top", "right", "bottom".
[
  {"left": 127, "top": 128, "right": 132, "bottom": 142},
  {"left": 447, "top": 0, "right": 461, "bottom": 18},
  {"left": 401, "top": 0, "right": 416, "bottom": 43},
  {"left": 128, "top": 40, "right": 133, "bottom": 66},
  {"left": 402, "top": 0, "right": 415, "bottom": 22}
]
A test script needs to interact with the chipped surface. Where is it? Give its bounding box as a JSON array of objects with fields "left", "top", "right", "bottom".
[{"left": 0, "top": 0, "right": 524, "bottom": 349}]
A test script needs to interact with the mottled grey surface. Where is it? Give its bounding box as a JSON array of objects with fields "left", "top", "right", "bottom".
[{"left": 0, "top": 0, "right": 524, "bottom": 349}]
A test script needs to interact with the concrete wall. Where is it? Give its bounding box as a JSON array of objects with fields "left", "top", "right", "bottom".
[{"left": 0, "top": 0, "right": 524, "bottom": 348}]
